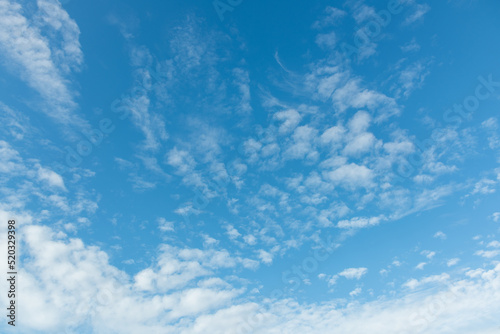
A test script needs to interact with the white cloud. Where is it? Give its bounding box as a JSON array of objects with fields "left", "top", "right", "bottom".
[
  {"left": 403, "top": 273, "right": 450, "bottom": 290},
  {"left": 3, "top": 220, "right": 500, "bottom": 333},
  {"left": 0, "top": 140, "right": 25, "bottom": 175},
  {"left": 471, "top": 178, "right": 497, "bottom": 195},
  {"left": 487, "top": 241, "right": 500, "bottom": 248},
  {"left": 343, "top": 132, "right": 376, "bottom": 156},
  {"left": 233, "top": 68, "right": 252, "bottom": 115},
  {"left": 401, "top": 38, "right": 420, "bottom": 53},
  {"left": 133, "top": 244, "right": 257, "bottom": 293},
  {"left": 327, "top": 275, "right": 338, "bottom": 287},
  {"left": 403, "top": 3, "right": 430, "bottom": 25},
  {"left": 0, "top": 102, "right": 30, "bottom": 140},
  {"left": 36, "top": 0, "right": 84, "bottom": 73},
  {"left": 166, "top": 147, "right": 197, "bottom": 174},
  {"left": 225, "top": 224, "right": 241, "bottom": 240},
  {"left": 433, "top": 231, "right": 447, "bottom": 239},
  {"left": 37, "top": 165, "right": 67, "bottom": 191},
  {"left": 398, "top": 61, "right": 430, "bottom": 97},
  {"left": 243, "top": 234, "right": 257, "bottom": 245},
  {"left": 0, "top": 0, "right": 86, "bottom": 126},
  {"left": 274, "top": 109, "right": 302, "bottom": 134},
  {"left": 320, "top": 125, "right": 346, "bottom": 147},
  {"left": 157, "top": 217, "right": 174, "bottom": 232},
  {"left": 447, "top": 258, "right": 460, "bottom": 267},
  {"left": 421, "top": 250, "right": 436, "bottom": 259},
  {"left": 337, "top": 215, "right": 384, "bottom": 229},
  {"left": 315, "top": 32, "right": 337, "bottom": 49},
  {"left": 416, "top": 262, "right": 427, "bottom": 270},
  {"left": 284, "top": 125, "right": 319, "bottom": 161},
  {"left": 331, "top": 79, "right": 399, "bottom": 120},
  {"left": 475, "top": 249, "right": 500, "bottom": 259},
  {"left": 258, "top": 250, "right": 273, "bottom": 265},
  {"left": 349, "top": 287, "right": 362, "bottom": 297},
  {"left": 312, "top": 6, "right": 346, "bottom": 29},
  {"left": 119, "top": 72, "right": 169, "bottom": 151},
  {"left": 338, "top": 267, "right": 368, "bottom": 280},
  {"left": 348, "top": 110, "right": 372, "bottom": 133},
  {"left": 325, "top": 163, "right": 375, "bottom": 189},
  {"left": 352, "top": 5, "right": 377, "bottom": 24}
]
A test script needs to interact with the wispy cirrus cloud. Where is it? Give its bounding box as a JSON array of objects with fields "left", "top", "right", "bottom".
[{"left": 0, "top": 0, "right": 86, "bottom": 127}]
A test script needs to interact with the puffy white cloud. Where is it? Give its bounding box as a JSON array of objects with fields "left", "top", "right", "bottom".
[
  {"left": 416, "top": 262, "right": 427, "bottom": 270},
  {"left": 421, "top": 250, "right": 436, "bottom": 260},
  {"left": 471, "top": 178, "right": 497, "bottom": 195},
  {"left": 132, "top": 244, "right": 258, "bottom": 293},
  {"left": 338, "top": 267, "right": 368, "bottom": 280},
  {"left": 331, "top": 79, "right": 399, "bottom": 120},
  {"left": 349, "top": 287, "right": 362, "bottom": 297},
  {"left": 320, "top": 125, "right": 346, "bottom": 147},
  {"left": 225, "top": 224, "right": 241, "bottom": 240},
  {"left": 487, "top": 241, "right": 500, "bottom": 248},
  {"left": 37, "top": 165, "right": 67, "bottom": 191},
  {"left": 1, "top": 219, "right": 500, "bottom": 333},
  {"left": 475, "top": 250, "right": 500, "bottom": 259},
  {"left": 325, "top": 163, "right": 375, "bottom": 189},
  {"left": 157, "top": 217, "right": 174, "bottom": 232},
  {"left": 258, "top": 250, "right": 273, "bottom": 265},
  {"left": 243, "top": 234, "right": 257, "bottom": 245},
  {"left": 274, "top": 109, "right": 302, "bottom": 134},
  {"left": 348, "top": 110, "right": 371, "bottom": 133},
  {"left": 433, "top": 231, "right": 446, "bottom": 240},
  {"left": 284, "top": 125, "right": 319, "bottom": 161},
  {"left": 343, "top": 132, "right": 376, "bottom": 156}
]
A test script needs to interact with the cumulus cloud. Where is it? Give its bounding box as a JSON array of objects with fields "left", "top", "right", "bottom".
[
  {"left": 338, "top": 267, "right": 368, "bottom": 280},
  {"left": 433, "top": 231, "right": 447, "bottom": 239},
  {"left": 157, "top": 217, "right": 174, "bottom": 232},
  {"left": 37, "top": 165, "right": 67, "bottom": 191},
  {"left": 325, "top": 163, "right": 375, "bottom": 189}
]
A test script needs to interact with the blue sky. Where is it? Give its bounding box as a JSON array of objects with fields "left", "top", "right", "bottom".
[{"left": 1, "top": 0, "right": 500, "bottom": 333}]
